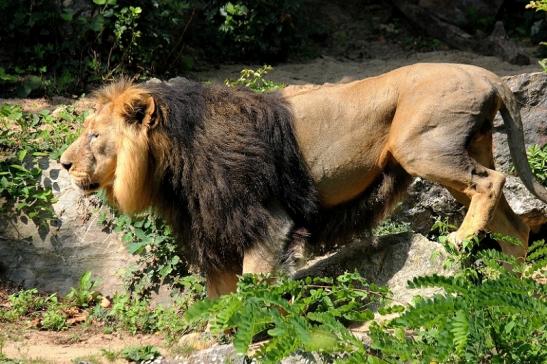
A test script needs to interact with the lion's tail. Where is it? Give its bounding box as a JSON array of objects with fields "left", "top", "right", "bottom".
[{"left": 496, "top": 82, "right": 547, "bottom": 203}]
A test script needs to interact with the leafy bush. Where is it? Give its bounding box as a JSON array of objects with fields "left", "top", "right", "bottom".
[
  {"left": 66, "top": 271, "right": 101, "bottom": 308},
  {"left": 0, "top": 103, "right": 85, "bottom": 225},
  {"left": 0, "top": 288, "right": 50, "bottom": 321},
  {"left": 121, "top": 345, "right": 161, "bottom": 362},
  {"left": 213, "top": 0, "right": 307, "bottom": 60},
  {"left": 225, "top": 65, "right": 285, "bottom": 92},
  {"left": 527, "top": 0, "right": 547, "bottom": 72},
  {"left": 526, "top": 143, "right": 547, "bottom": 185},
  {"left": 510, "top": 143, "right": 547, "bottom": 186},
  {"left": 41, "top": 300, "right": 68, "bottom": 331},
  {"left": 370, "top": 245, "right": 547, "bottom": 363},
  {"left": 186, "top": 272, "right": 394, "bottom": 363},
  {"left": 0, "top": 1, "right": 308, "bottom": 96},
  {"left": 98, "top": 206, "right": 189, "bottom": 298},
  {"left": 185, "top": 238, "right": 547, "bottom": 363}
]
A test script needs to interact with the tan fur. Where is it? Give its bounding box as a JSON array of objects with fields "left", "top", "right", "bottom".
[
  {"left": 61, "top": 64, "right": 546, "bottom": 297},
  {"left": 282, "top": 63, "right": 546, "bottom": 257},
  {"left": 61, "top": 82, "right": 163, "bottom": 213}
]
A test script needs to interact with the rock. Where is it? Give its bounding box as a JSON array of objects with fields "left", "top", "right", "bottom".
[
  {"left": 163, "top": 344, "right": 242, "bottom": 364},
  {"left": 391, "top": 0, "right": 530, "bottom": 64},
  {"left": 297, "top": 233, "right": 453, "bottom": 304},
  {"left": 393, "top": 72, "right": 547, "bottom": 234},
  {"left": 494, "top": 72, "right": 547, "bottom": 173},
  {"left": 0, "top": 161, "right": 133, "bottom": 295},
  {"left": 504, "top": 176, "right": 547, "bottom": 230},
  {"left": 402, "top": 0, "right": 504, "bottom": 31}
]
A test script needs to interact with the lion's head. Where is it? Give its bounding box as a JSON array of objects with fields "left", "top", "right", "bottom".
[{"left": 60, "top": 80, "right": 168, "bottom": 214}]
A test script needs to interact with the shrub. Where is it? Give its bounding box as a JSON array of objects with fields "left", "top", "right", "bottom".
[
  {"left": 185, "top": 238, "right": 547, "bottom": 363},
  {"left": 0, "top": 103, "right": 85, "bottom": 226},
  {"left": 0, "top": 1, "right": 308, "bottom": 96}
]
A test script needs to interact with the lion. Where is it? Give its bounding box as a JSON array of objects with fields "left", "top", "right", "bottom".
[{"left": 60, "top": 63, "right": 547, "bottom": 297}]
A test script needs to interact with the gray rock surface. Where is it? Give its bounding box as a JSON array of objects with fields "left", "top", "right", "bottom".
[
  {"left": 297, "top": 232, "right": 452, "bottom": 304},
  {"left": 393, "top": 72, "right": 547, "bottom": 234},
  {"left": 0, "top": 161, "right": 133, "bottom": 294}
]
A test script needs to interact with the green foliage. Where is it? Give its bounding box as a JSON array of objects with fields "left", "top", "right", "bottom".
[
  {"left": 108, "top": 294, "right": 158, "bottom": 334},
  {"left": 0, "top": 0, "right": 193, "bottom": 95},
  {"left": 528, "top": 1, "right": 547, "bottom": 72},
  {"left": 66, "top": 271, "right": 101, "bottom": 308},
  {"left": 525, "top": 144, "right": 547, "bottom": 185},
  {"left": 225, "top": 65, "right": 285, "bottom": 92},
  {"left": 97, "top": 205, "right": 188, "bottom": 298},
  {"left": 0, "top": 103, "right": 86, "bottom": 226},
  {"left": 215, "top": 0, "right": 306, "bottom": 60},
  {"left": 370, "top": 247, "right": 547, "bottom": 363},
  {"left": 0, "top": 288, "right": 50, "bottom": 321},
  {"left": 91, "top": 275, "right": 205, "bottom": 339},
  {"left": 186, "top": 272, "right": 391, "bottom": 363},
  {"left": 41, "top": 300, "right": 68, "bottom": 331},
  {"left": 185, "top": 234, "right": 546, "bottom": 363},
  {"left": 0, "top": 272, "right": 205, "bottom": 339},
  {"left": 528, "top": 0, "right": 547, "bottom": 13},
  {"left": 373, "top": 219, "right": 411, "bottom": 236},
  {"left": 121, "top": 345, "right": 161, "bottom": 362},
  {"left": 0, "top": 1, "right": 308, "bottom": 96},
  {"left": 509, "top": 143, "right": 547, "bottom": 186}
]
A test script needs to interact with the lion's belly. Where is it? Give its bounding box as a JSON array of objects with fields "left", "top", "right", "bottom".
[
  {"left": 289, "top": 105, "right": 390, "bottom": 207},
  {"left": 286, "top": 81, "right": 395, "bottom": 208},
  {"left": 303, "top": 133, "right": 385, "bottom": 207}
]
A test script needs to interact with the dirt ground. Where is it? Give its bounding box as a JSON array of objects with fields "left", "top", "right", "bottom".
[
  {"left": 195, "top": 49, "right": 541, "bottom": 85},
  {"left": 1, "top": 49, "right": 541, "bottom": 114},
  {"left": 0, "top": 47, "right": 542, "bottom": 363},
  {"left": 2, "top": 324, "right": 166, "bottom": 364}
]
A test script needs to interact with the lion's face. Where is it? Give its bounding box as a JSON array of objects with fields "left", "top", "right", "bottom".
[
  {"left": 60, "top": 81, "right": 162, "bottom": 213},
  {"left": 60, "top": 109, "right": 119, "bottom": 193}
]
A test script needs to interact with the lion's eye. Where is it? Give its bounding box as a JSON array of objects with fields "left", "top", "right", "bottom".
[{"left": 88, "top": 132, "right": 99, "bottom": 141}]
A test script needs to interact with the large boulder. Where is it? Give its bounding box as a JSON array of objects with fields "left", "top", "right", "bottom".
[
  {"left": 391, "top": 0, "right": 529, "bottom": 64},
  {"left": 393, "top": 72, "right": 547, "bottom": 234},
  {"left": 297, "top": 232, "right": 452, "bottom": 304},
  {"left": 0, "top": 160, "right": 133, "bottom": 295}
]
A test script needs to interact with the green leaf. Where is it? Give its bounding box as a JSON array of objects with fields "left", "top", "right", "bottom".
[
  {"left": 10, "top": 164, "right": 28, "bottom": 172},
  {"left": 450, "top": 310, "right": 469, "bottom": 355},
  {"left": 17, "top": 149, "right": 28, "bottom": 161},
  {"left": 127, "top": 242, "right": 146, "bottom": 255}
]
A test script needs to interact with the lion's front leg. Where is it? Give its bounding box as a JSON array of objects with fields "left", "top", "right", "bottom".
[
  {"left": 206, "top": 270, "right": 239, "bottom": 299},
  {"left": 243, "top": 202, "right": 296, "bottom": 275}
]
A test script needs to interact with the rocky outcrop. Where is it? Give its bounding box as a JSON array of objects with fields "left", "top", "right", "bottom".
[
  {"left": 391, "top": 0, "right": 529, "bottom": 64},
  {"left": 297, "top": 233, "right": 452, "bottom": 304},
  {"left": 393, "top": 72, "right": 547, "bottom": 235},
  {"left": 0, "top": 161, "right": 133, "bottom": 295}
]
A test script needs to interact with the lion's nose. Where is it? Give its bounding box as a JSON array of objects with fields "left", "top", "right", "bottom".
[{"left": 61, "top": 161, "right": 72, "bottom": 171}]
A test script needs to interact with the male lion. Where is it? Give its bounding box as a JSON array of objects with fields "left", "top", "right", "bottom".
[{"left": 61, "top": 63, "right": 547, "bottom": 297}]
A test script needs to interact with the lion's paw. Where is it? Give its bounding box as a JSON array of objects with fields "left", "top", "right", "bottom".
[{"left": 447, "top": 232, "right": 462, "bottom": 251}]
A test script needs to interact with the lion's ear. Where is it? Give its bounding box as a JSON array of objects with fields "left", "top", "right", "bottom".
[{"left": 124, "top": 95, "right": 158, "bottom": 128}]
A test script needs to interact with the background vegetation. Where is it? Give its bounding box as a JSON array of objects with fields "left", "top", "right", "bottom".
[
  {"left": 1, "top": 0, "right": 546, "bottom": 97},
  {"left": 0, "top": 0, "right": 313, "bottom": 96},
  {"left": 1, "top": 1, "right": 547, "bottom": 363}
]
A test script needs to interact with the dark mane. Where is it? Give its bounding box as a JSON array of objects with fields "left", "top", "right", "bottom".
[{"left": 144, "top": 80, "right": 320, "bottom": 273}]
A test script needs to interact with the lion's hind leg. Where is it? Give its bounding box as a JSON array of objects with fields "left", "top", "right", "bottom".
[
  {"left": 390, "top": 129, "right": 525, "bottom": 257},
  {"left": 446, "top": 187, "right": 529, "bottom": 258}
]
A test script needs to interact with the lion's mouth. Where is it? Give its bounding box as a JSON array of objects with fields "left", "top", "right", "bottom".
[{"left": 75, "top": 181, "right": 100, "bottom": 193}]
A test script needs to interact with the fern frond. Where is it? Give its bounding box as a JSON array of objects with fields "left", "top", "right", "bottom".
[
  {"left": 394, "top": 295, "right": 465, "bottom": 327},
  {"left": 408, "top": 274, "right": 468, "bottom": 294},
  {"left": 450, "top": 310, "right": 469, "bottom": 355}
]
